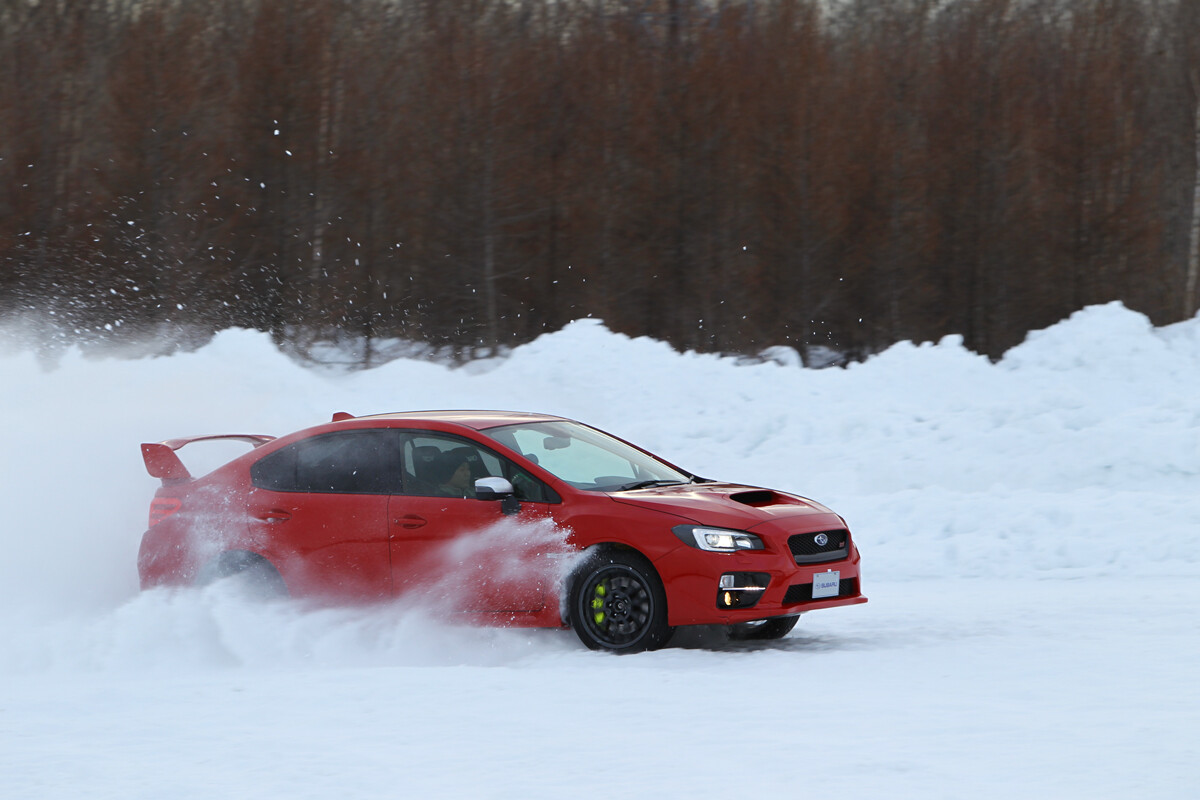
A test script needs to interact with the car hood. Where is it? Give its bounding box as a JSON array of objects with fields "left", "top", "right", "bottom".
[{"left": 607, "top": 482, "right": 839, "bottom": 531}]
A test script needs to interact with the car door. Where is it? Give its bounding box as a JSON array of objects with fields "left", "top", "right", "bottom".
[
  {"left": 246, "top": 429, "right": 400, "bottom": 601},
  {"left": 388, "top": 432, "right": 560, "bottom": 613}
]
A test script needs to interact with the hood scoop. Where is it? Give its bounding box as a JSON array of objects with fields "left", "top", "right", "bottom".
[
  {"left": 731, "top": 489, "right": 790, "bottom": 507},
  {"left": 609, "top": 483, "right": 827, "bottom": 528}
]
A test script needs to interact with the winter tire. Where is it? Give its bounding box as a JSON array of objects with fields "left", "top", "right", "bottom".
[
  {"left": 569, "top": 550, "right": 671, "bottom": 653},
  {"left": 727, "top": 615, "right": 800, "bottom": 641},
  {"left": 197, "top": 551, "right": 288, "bottom": 600}
]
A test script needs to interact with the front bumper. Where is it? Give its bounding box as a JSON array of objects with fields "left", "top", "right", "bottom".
[{"left": 654, "top": 530, "right": 867, "bottom": 627}]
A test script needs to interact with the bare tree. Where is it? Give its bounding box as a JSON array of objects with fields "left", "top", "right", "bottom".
[{"left": 1, "top": 0, "right": 1196, "bottom": 362}]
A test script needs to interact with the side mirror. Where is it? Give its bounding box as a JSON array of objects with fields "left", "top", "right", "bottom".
[{"left": 475, "top": 477, "right": 521, "bottom": 515}]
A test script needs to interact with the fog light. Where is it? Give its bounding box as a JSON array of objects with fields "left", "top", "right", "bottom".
[{"left": 716, "top": 572, "right": 771, "bottom": 609}]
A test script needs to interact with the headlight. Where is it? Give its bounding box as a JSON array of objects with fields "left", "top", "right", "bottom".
[{"left": 672, "top": 525, "right": 764, "bottom": 552}]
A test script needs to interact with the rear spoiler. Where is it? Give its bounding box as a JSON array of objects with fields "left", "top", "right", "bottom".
[{"left": 141, "top": 434, "right": 276, "bottom": 485}]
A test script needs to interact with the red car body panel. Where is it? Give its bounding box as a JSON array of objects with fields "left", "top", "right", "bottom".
[
  {"left": 138, "top": 412, "right": 866, "bottom": 633},
  {"left": 245, "top": 486, "right": 393, "bottom": 602}
]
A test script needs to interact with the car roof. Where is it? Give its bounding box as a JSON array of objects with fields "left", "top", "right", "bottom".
[{"left": 344, "top": 410, "right": 569, "bottom": 430}]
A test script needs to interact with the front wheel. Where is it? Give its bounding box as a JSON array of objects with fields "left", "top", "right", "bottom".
[
  {"left": 569, "top": 551, "right": 671, "bottom": 653},
  {"left": 726, "top": 615, "right": 800, "bottom": 641}
]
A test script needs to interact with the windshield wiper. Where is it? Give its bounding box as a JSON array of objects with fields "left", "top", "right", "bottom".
[{"left": 614, "top": 479, "right": 688, "bottom": 492}]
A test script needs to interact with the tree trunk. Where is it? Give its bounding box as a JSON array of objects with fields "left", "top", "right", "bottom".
[
  {"left": 1186, "top": 68, "right": 1200, "bottom": 319},
  {"left": 481, "top": 80, "right": 500, "bottom": 354}
]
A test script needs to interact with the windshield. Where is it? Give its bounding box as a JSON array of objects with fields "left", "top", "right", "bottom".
[{"left": 483, "top": 420, "right": 691, "bottom": 492}]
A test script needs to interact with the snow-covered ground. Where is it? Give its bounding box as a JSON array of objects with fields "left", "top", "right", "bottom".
[{"left": 2, "top": 302, "right": 1198, "bottom": 798}]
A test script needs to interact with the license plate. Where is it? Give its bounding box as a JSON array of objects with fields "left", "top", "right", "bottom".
[{"left": 812, "top": 570, "right": 841, "bottom": 599}]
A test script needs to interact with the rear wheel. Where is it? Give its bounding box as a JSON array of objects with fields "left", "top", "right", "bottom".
[
  {"left": 196, "top": 552, "right": 288, "bottom": 600},
  {"left": 727, "top": 615, "right": 800, "bottom": 641},
  {"left": 569, "top": 551, "right": 671, "bottom": 653}
]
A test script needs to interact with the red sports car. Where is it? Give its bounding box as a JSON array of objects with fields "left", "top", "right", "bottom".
[{"left": 139, "top": 411, "right": 866, "bottom": 652}]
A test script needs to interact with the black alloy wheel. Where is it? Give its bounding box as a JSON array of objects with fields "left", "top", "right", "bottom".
[
  {"left": 570, "top": 551, "right": 671, "bottom": 653},
  {"left": 727, "top": 615, "right": 800, "bottom": 641}
]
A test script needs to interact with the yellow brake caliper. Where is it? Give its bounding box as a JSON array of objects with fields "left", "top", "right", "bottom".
[{"left": 591, "top": 581, "right": 607, "bottom": 625}]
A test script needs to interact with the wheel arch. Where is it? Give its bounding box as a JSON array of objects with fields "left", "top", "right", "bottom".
[
  {"left": 562, "top": 539, "right": 669, "bottom": 611},
  {"left": 196, "top": 548, "right": 285, "bottom": 589},
  {"left": 565, "top": 541, "right": 659, "bottom": 587}
]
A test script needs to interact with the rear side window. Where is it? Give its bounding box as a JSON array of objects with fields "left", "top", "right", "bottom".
[{"left": 251, "top": 430, "right": 401, "bottom": 494}]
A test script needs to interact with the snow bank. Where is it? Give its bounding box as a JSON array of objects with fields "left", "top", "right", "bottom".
[{"left": 0, "top": 301, "right": 1197, "bottom": 643}]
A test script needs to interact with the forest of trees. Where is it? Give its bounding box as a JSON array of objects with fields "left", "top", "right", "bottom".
[{"left": 2, "top": 0, "right": 1199, "bottom": 365}]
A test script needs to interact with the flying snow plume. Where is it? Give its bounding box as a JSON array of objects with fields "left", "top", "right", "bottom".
[
  {"left": 397, "top": 515, "right": 584, "bottom": 620},
  {"left": 0, "top": 584, "right": 582, "bottom": 675},
  {"left": 0, "top": 516, "right": 585, "bottom": 676}
]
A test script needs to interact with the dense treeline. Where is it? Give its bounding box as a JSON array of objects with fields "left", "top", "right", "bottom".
[{"left": 1, "top": 0, "right": 1198, "bottom": 365}]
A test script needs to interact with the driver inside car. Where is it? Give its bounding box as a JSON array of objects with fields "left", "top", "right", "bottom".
[{"left": 431, "top": 448, "right": 479, "bottom": 497}]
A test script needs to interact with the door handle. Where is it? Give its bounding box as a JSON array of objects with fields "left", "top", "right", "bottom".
[
  {"left": 257, "top": 509, "right": 292, "bottom": 523},
  {"left": 395, "top": 514, "right": 427, "bottom": 529}
]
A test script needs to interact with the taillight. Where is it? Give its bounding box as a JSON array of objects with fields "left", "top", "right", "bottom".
[{"left": 148, "top": 497, "right": 182, "bottom": 527}]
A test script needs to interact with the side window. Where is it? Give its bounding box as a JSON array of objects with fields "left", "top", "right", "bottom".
[
  {"left": 251, "top": 430, "right": 401, "bottom": 494},
  {"left": 402, "top": 433, "right": 557, "bottom": 503}
]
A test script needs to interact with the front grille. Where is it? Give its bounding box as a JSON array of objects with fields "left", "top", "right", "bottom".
[
  {"left": 783, "top": 577, "right": 858, "bottom": 605},
  {"left": 787, "top": 529, "right": 848, "bottom": 564}
]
